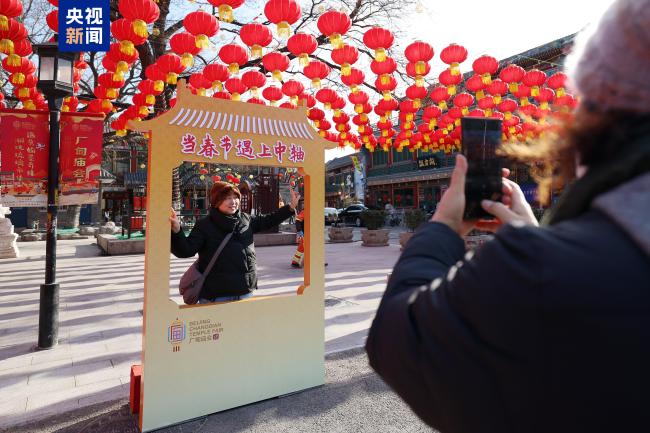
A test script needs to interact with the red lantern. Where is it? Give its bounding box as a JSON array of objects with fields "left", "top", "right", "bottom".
[
  {"left": 498, "top": 98, "right": 519, "bottom": 120},
  {"left": 11, "top": 37, "right": 32, "bottom": 57},
  {"left": 363, "top": 27, "right": 393, "bottom": 62},
  {"left": 331, "top": 44, "right": 358, "bottom": 76},
  {"left": 170, "top": 32, "right": 200, "bottom": 68},
  {"left": 499, "top": 64, "right": 525, "bottom": 93},
  {"left": 157, "top": 53, "right": 185, "bottom": 84},
  {"left": 472, "top": 55, "right": 498, "bottom": 84},
  {"left": 239, "top": 23, "right": 272, "bottom": 58},
  {"left": 282, "top": 79, "right": 304, "bottom": 105},
  {"left": 184, "top": 10, "right": 219, "bottom": 48},
  {"left": 262, "top": 52, "right": 290, "bottom": 81},
  {"left": 535, "top": 87, "right": 556, "bottom": 111},
  {"left": 0, "top": 0, "right": 23, "bottom": 32},
  {"left": 262, "top": 85, "right": 283, "bottom": 105},
  {"left": 487, "top": 78, "right": 508, "bottom": 104},
  {"left": 138, "top": 79, "right": 163, "bottom": 104},
  {"left": 308, "top": 107, "right": 325, "bottom": 122},
  {"left": 513, "top": 84, "right": 531, "bottom": 106},
  {"left": 212, "top": 91, "right": 232, "bottom": 100},
  {"left": 145, "top": 64, "right": 166, "bottom": 92},
  {"left": 98, "top": 72, "right": 125, "bottom": 92},
  {"left": 439, "top": 68, "right": 462, "bottom": 95},
  {"left": 104, "top": 42, "right": 139, "bottom": 80},
  {"left": 522, "top": 69, "right": 547, "bottom": 97},
  {"left": 264, "top": 0, "right": 302, "bottom": 38},
  {"left": 212, "top": 175, "right": 222, "bottom": 182},
  {"left": 371, "top": 57, "right": 397, "bottom": 76},
  {"left": 547, "top": 72, "right": 567, "bottom": 97},
  {"left": 430, "top": 85, "right": 450, "bottom": 110},
  {"left": 465, "top": 74, "right": 486, "bottom": 100},
  {"left": 207, "top": 0, "right": 244, "bottom": 23},
  {"left": 440, "top": 43, "right": 468, "bottom": 76},
  {"left": 315, "top": 88, "right": 337, "bottom": 110},
  {"left": 0, "top": 18, "right": 27, "bottom": 54},
  {"left": 406, "top": 62, "right": 431, "bottom": 87},
  {"left": 287, "top": 32, "right": 317, "bottom": 66},
  {"left": 374, "top": 75, "right": 396, "bottom": 100},
  {"left": 118, "top": 0, "right": 160, "bottom": 38},
  {"left": 224, "top": 77, "right": 248, "bottom": 100},
  {"left": 246, "top": 97, "right": 266, "bottom": 105},
  {"left": 111, "top": 19, "right": 147, "bottom": 56},
  {"left": 478, "top": 95, "right": 495, "bottom": 115},
  {"left": 241, "top": 70, "right": 266, "bottom": 97},
  {"left": 404, "top": 41, "right": 434, "bottom": 81},
  {"left": 46, "top": 10, "right": 57, "bottom": 33},
  {"left": 203, "top": 63, "right": 230, "bottom": 90},
  {"left": 317, "top": 10, "right": 351, "bottom": 49},
  {"left": 219, "top": 43, "right": 248, "bottom": 74},
  {"left": 406, "top": 85, "right": 427, "bottom": 108},
  {"left": 189, "top": 73, "right": 212, "bottom": 96},
  {"left": 341, "top": 67, "right": 364, "bottom": 93},
  {"left": 453, "top": 92, "right": 475, "bottom": 116},
  {"left": 298, "top": 92, "right": 316, "bottom": 108}
]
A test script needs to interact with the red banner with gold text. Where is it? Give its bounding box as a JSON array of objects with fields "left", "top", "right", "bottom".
[{"left": 0, "top": 109, "right": 104, "bottom": 207}]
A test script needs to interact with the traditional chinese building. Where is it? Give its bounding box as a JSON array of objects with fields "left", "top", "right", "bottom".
[
  {"left": 325, "top": 153, "right": 358, "bottom": 208},
  {"left": 364, "top": 34, "right": 576, "bottom": 212}
]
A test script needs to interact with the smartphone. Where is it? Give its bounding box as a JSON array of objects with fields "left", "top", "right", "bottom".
[{"left": 461, "top": 117, "right": 503, "bottom": 220}]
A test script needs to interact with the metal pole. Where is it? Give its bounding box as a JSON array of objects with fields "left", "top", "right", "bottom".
[{"left": 39, "top": 99, "right": 61, "bottom": 349}]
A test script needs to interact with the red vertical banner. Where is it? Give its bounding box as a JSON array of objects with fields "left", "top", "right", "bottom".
[
  {"left": 0, "top": 109, "right": 104, "bottom": 207},
  {"left": 0, "top": 109, "right": 50, "bottom": 207},
  {"left": 59, "top": 112, "right": 104, "bottom": 205}
]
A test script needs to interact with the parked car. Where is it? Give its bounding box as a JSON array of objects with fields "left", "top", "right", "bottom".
[
  {"left": 337, "top": 204, "right": 369, "bottom": 227},
  {"left": 324, "top": 207, "right": 338, "bottom": 225}
]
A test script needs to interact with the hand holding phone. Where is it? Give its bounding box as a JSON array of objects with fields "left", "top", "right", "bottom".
[{"left": 461, "top": 117, "right": 503, "bottom": 220}]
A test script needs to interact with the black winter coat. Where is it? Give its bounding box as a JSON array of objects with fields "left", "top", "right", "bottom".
[
  {"left": 366, "top": 172, "right": 650, "bottom": 433},
  {"left": 171, "top": 205, "right": 294, "bottom": 299}
]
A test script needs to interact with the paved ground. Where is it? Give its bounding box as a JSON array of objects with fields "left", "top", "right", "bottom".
[
  {"left": 0, "top": 227, "right": 416, "bottom": 431},
  {"left": 3, "top": 348, "right": 434, "bottom": 433}
]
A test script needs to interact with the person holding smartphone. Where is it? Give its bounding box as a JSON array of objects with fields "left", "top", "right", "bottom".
[{"left": 366, "top": 1, "right": 650, "bottom": 432}]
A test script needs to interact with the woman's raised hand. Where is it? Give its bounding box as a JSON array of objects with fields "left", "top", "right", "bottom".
[
  {"left": 289, "top": 189, "right": 301, "bottom": 211},
  {"left": 169, "top": 208, "right": 181, "bottom": 234}
]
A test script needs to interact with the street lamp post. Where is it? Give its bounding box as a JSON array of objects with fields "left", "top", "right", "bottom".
[{"left": 34, "top": 42, "right": 78, "bottom": 349}]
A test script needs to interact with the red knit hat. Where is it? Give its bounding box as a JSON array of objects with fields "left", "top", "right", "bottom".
[{"left": 209, "top": 181, "right": 241, "bottom": 208}]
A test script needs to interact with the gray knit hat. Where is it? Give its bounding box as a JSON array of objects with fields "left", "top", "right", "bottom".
[{"left": 565, "top": 0, "right": 650, "bottom": 113}]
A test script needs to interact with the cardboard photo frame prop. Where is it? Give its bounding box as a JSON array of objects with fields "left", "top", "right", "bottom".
[{"left": 127, "top": 81, "right": 336, "bottom": 432}]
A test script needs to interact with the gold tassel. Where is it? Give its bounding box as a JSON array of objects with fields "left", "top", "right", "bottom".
[
  {"left": 218, "top": 5, "right": 234, "bottom": 23},
  {"left": 509, "top": 82, "right": 518, "bottom": 93},
  {"left": 181, "top": 53, "right": 194, "bottom": 68},
  {"left": 154, "top": 80, "right": 165, "bottom": 92},
  {"left": 415, "top": 61, "right": 426, "bottom": 75},
  {"left": 0, "top": 15, "right": 8, "bottom": 31},
  {"left": 415, "top": 76, "right": 425, "bottom": 87},
  {"left": 355, "top": 104, "right": 362, "bottom": 114},
  {"left": 277, "top": 21, "right": 291, "bottom": 38},
  {"left": 520, "top": 98, "right": 528, "bottom": 106},
  {"left": 272, "top": 70, "right": 283, "bottom": 81},
  {"left": 375, "top": 48, "right": 386, "bottom": 62},
  {"left": 494, "top": 95, "right": 502, "bottom": 104},
  {"left": 251, "top": 45, "right": 262, "bottom": 58},
  {"left": 447, "top": 85, "right": 456, "bottom": 96},
  {"left": 0, "top": 38, "right": 15, "bottom": 55},
  {"left": 328, "top": 33, "right": 342, "bottom": 49},
  {"left": 450, "top": 63, "right": 460, "bottom": 76},
  {"left": 166, "top": 72, "right": 178, "bottom": 84},
  {"left": 132, "top": 19, "right": 149, "bottom": 38},
  {"left": 557, "top": 88, "right": 565, "bottom": 97},
  {"left": 341, "top": 64, "right": 351, "bottom": 76},
  {"left": 476, "top": 90, "right": 485, "bottom": 100},
  {"left": 481, "top": 73, "right": 491, "bottom": 85},
  {"left": 531, "top": 86, "right": 540, "bottom": 97},
  {"left": 438, "top": 101, "right": 447, "bottom": 110},
  {"left": 360, "top": 114, "right": 368, "bottom": 123},
  {"left": 120, "top": 40, "right": 135, "bottom": 55},
  {"left": 311, "top": 78, "right": 321, "bottom": 89},
  {"left": 195, "top": 34, "right": 210, "bottom": 49},
  {"left": 10, "top": 73, "right": 25, "bottom": 85},
  {"left": 228, "top": 63, "right": 239, "bottom": 74},
  {"left": 212, "top": 81, "right": 223, "bottom": 92},
  {"left": 145, "top": 94, "right": 155, "bottom": 105},
  {"left": 116, "top": 61, "right": 129, "bottom": 75},
  {"left": 6, "top": 53, "right": 20, "bottom": 67},
  {"left": 232, "top": 92, "right": 240, "bottom": 101}
]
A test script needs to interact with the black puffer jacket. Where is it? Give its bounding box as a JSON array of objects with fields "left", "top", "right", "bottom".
[
  {"left": 171, "top": 205, "right": 294, "bottom": 299},
  {"left": 366, "top": 171, "right": 650, "bottom": 433}
]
